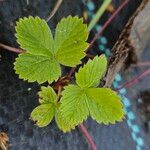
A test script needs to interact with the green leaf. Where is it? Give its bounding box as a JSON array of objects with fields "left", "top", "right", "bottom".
[
  {"left": 60, "top": 85, "right": 89, "bottom": 126},
  {"left": 55, "top": 108, "right": 76, "bottom": 132},
  {"left": 39, "top": 86, "right": 57, "bottom": 104},
  {"left": 15, "top": 16, "right": 54, "bottom": 55},
  {"left": 31, "top": 103, "right": 55, "bottom": 127},
  {"left": 15, "top": 16, "right": 89, "bottom": 84},
  {"left": 76, "top": 55, "right": 107, "bottom": 88},
  {"left": 14, "top": 53, "right": 61, "bottom": 83},
  {"left": 55, "top": 16, "right": 89, "bottom": 67},
  {"left": 86, "top": 88, "right": 125, "bottom": 124}
]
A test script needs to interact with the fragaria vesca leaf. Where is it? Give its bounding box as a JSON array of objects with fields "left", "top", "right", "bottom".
[
  {"left": 76, "top": 55, "right": 107, "bottom": 88},
  {"left": 31, "top": 86, "right": 76, "bottom": 131},
  {"left": 14, "top": 53, "right": 61, "bottom": 83},
  {"left": 60, "top": 55, "right": 125, "bottom": 127},
  {"left": 86, "top": 88, "right": 125, "bottom": 124},
  {"left": 59, "top": 85, "right": 89, "bottom": 126},
  {"left": 38, "top": 86, "right": 57, "bottom": 104},
  {"left": 15, "top": 16, "right": 54, "bottom": 56},
  {"left": 55, "top": 16, "right": 89, "bottom": 66},
  {"left": 14, "top": 16, "right": 88, "bottom": 84},
  {"left": 31, "top": 103, "right": 55, "bottom": 127},
  {"left": 55, "top": 108, "right": 76, "bottom": 132},
  {"left": 31, "top": 86, "right": 56, "bottom": 127}
]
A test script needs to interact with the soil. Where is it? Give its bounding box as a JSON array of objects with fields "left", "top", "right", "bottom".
[{"left": 0, "top": 0, "right": 149, "bottom": 150}]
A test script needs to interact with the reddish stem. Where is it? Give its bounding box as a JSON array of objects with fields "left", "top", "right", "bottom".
[
  {"left": 117, "top": 68, "right": 150, "bottom": 90},
  {"left": 131, "top": 62, "right": 150, "bottom": 67},
  {"left": 0, "top": 43, "right": 24, "bottom": 54},
  {"left": 68, "top": 67, "right": 76, "bottom": 78},
  {"left": 78, "top": 124, "right": 97, "bottom": 150},
  {"left": 86, "top": 0, "right": 129, "bottom": 52}
]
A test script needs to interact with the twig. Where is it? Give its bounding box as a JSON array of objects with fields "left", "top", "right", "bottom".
[
  {"left": 117, "top": 68, "right": 150, "bottom": 90},
  {"left": 0, "top": 43, "right": 24, "bottom": 54},
  {"left": 131, "top": 62, "right": 150, "bottom": 67},
  {"left": 26, "top": 0, "right": 29, "bottom": 5},
  {"left": 46, "top": 0, "right": 63, "bottom": 22},
  {"left": 57, "top": 86, "right": 62, "bottom": 102},
  {"left": 68, "top": 67, "right": 76, "bottom": 78},
  {"left": 88, "top": 0, "right": 112, "bottom": 31},
  {"left": 86, "top": 0, "right": 129, "bottom": 52},
  {"left": 86, "top": 53, "right": 95, "bottom": 58},
  {"left": 78, "top": 124, "right": 97, "bottom": 150}
]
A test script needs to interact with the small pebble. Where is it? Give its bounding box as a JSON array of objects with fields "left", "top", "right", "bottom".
[
  {"left": 87, "top": 2, "right": 95, "bottom": 11},
  {"left": 95, "top": 25, "right": 102, "bottom": 31},
  {"left": 87, "top": 11, "right": 94, "bottom": 18},
  {"left": 98, "top": 44, "right": 105, "bottom": 52},
  {"left": 132, "top": 125, "right": 140, "bottom": 133},
  {"left": 115, "top": 73, "right": 122, "bottom": 82},
  {"left": 100, "top": 36, "right": 107, "bottom": 45},
  {"left": 123, "top": 97, "right": 131, "bottom": 107},
  {"left": 128, "top": 111, "right": 136, "bottom": 120},
  {"left": 119, "top": 88, "right": 127, "bottom": 95},
  {"left": 136, "top": 138, "right": 144, "bottom": 146},
  {"left": 113, "top": 81, "right": 118, "bottom": 89},
  {"left": 131, "top": 132, "right": 137, "bottom": 141},
  {"left": 136, "top": 145, "right": 142, "bottom": 150},
  {"left": 127, "top": 120, "right": 132, "bottom": 127},
  {"left": 137, "top": 98, "right": 143, "bottom": 103},
  {"left": 105, "top": 48, "right": 111, "bottom": 57},
  {"left": 27, "top": 88, "right": 31, "bottom": 91}
]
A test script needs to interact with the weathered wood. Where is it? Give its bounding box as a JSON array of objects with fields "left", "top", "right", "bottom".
[
  {"left": 130, "top": 1, "right": 150, "bottom": 59},
  {"left": 104, "top": 0, "right": 148, "bottom": 87}
]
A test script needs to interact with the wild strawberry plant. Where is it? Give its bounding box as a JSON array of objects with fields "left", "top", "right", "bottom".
[{"left": 14, "top": 16, "right": 125, "bottom": 132}]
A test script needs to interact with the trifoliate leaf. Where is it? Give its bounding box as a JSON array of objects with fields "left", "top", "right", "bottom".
[
  {"left": 55, "top": 108, "right": 76, "bottom": 132},
  {"left": 15, "top": 16, "right": 54, "bottom": 55},
  {"left": 76, "top": 55, "right": 107, "bottom": 88},
  {"left": 14, "top": 53, "right": 61, "bottom": 83},
  {"left": 60, "top": 85, "right": 89, "bottom": 126},
  {"left": 55, "top": 16, "right": 89, "bottom": 67},
  {"left": 31, "top": 103, "right": 55, "bottom": 127},
  {"left": 86, "top": 88, "right": 125, "bottom": 124},
  {"left": 14, "top": 16, "right": 88, "bottom": 84},
  {"left": 31, "top": 86, "right": 77, "bottom": 131},
  {"left": 39, "top": 86, "right": 57, "bottom": 104}
]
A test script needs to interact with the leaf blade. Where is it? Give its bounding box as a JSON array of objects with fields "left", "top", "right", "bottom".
[
  {"left": 39, "top": 86, "right": 57, "bottom": 104},
  {"left": 31, "top": 103, "right": 55, "bottom": 127},
  {"left": 15, "top": 16, "right": 54, "bottom": 56},
  {"left": 55, "top": 16, "right": 89, "bottom": 67},
  {"left": 55, "top": 108, "right": 76, "bottom": 132},
  {"left": 86, "top": 88, "right": 125, "bottom": 124},
  {"left": 14, "top": 53, "right": 61, "bottom": 84},
  {"left": 60, "top": 85, "right": 89, "bottom": 126},
  {"left": 76, "top": 55, "right": 107, "bottom": 88}
]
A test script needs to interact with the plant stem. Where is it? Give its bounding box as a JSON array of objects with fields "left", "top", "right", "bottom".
[
  {"left": 88, "top": 0, "right": 112, "bottom": 32},
  {"left": 26, "top": 0, "right": 29, "bottom": 5},
  {"left": 87, "top": 0, "right": 129, "bottom": 52},
  {"left": 46, "top": 0, "right": 63, "bottom": 22},
  {"left": 57, "top": 85, "right": 62, "bottom": 102},
  {"left": 68, "top": 67, "right": 76, "bottom": 78},
  {"left": 78, "top": 124, "right": 97, "bottom": 150},
  {"left": 117, "top": 68, "right": 150, "bottom": 90},
  {"left": 0, "top": 43, "right": 24, "bottom": 54},
  {"left": 131, "top": 62, "right": 150, "bottom": 67}
]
